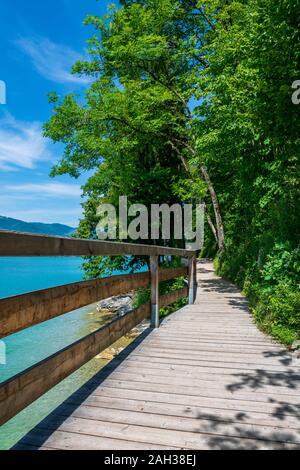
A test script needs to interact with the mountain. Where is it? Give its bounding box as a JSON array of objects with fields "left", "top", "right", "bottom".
[{"left": 0, "top": 216, "right": 75, "bottom": 237}]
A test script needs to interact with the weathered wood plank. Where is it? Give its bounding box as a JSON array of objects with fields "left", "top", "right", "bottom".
[
  {"left": 70, "top": 395, "right": 300, "bottom": 430},
  {"left": 90, "top": 385, "right": 300, "bottom": 417},
  {"left": 159, "top": 266, "right": 188, "bottom": 282},
  {"left": 32, "top": 415, "right": 300, "bottom": 450},
  {"left": 120, "top": 356, "right": 300, "bottom": 378},
  {"left": 130, "top": 352, "right": 300, "bottom": 373},
  {"left": 96, "top": 377, "right": 300, "bottom": 405},
  {"left": 103, "top": 372, "right": 300, "bottom": 401},
  {"left": 135, "top": 347, "right": 299, "bottom": 367},
  {"left": 57, "top": 404, "right": 300, "bottom": 444},
  {"left": 17, "top": 429, "right": 176, "bottom": 450},
  {"left": 0, "top": 230, "right": 195, "bottom": 257},
  {"left": 112, "top": 364, "right": 300, "bottom": 395},
  {"left": 0, "top": 303, "right": 150, "bottom": 426}
]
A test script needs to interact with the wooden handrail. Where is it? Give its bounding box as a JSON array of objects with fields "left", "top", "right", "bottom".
[{"left": 0, "top": 230, "right": 196, "bottom": 257}]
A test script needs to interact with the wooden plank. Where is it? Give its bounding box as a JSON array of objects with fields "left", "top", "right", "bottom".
[
  {"left": 105, "top": 371, "right": 300, "bottom": 400},
  {"left": 0, "top": 272, "right": 150, "bottom": 338},
  {"left": 113, "top": 364, "right": 300, "bottom": 395},
  {"left": 71, "top": 395, "right": 300, "bottom": 430},
  {"left": 159, "top": 266, "right": 188, "bottom": 281},
  {"left": 135, "top": 347, "right": 298, "bottom": 367},
  {"left": 91, "top": 385, "right": 299, "bottom": 418},
  {"left": 57, "top": 404, "right": 300, "bottom": 445},
  {"left": 97, "top": 376, "right": 300, "bottom": 405},
  {"left": 144, "top": 339, "right": 286, "bottom": 353},
  {"left": 150, "top": 256, "right": 159, "bottom": 328},
  {"left": 0, "top": 230, "right": 195, "bottom": 257},
  {"left": 0, "top": 267, "right": 187, "bottom": 338},
  {"left": 121, "top": 356, "right": 300, "bottom": 378},
  {"left": 130, "top": 352, "right": 300, "bottom": 373},
  {"left": 148, "top": 333, "right": 276, "bottom": 345},
  {"left": 33, "top": 415, "right": 299, "bottom": 450},
  {"left": 17, "top": 429, "right": 176, "bottom": 450},
  {"left": 0, "top": 303, "right": 150, "bottom": 426}
]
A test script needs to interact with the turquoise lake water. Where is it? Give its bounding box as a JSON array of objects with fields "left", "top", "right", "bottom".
[{"left": 0, "top": 257, "right": 138, "bottom": 449}]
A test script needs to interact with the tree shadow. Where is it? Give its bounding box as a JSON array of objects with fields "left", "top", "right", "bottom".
[
  {"left": 12, "top": 328, "right": 152, "bottom": 450},
  {"left": 262, "top": 350, "right": 294, "bottom": 367},
  {"left": 188, "top": 409, "right": 300, "bottom": 449},
  {"left": 227, "top": 368, "right": 300, "bottom": 393}
]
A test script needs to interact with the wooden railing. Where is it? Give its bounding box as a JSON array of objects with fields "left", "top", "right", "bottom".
[{"left": 0, "top": 231, "right": 197, "bottom": 426}]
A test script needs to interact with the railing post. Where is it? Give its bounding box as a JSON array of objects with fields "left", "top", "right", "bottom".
[
  {"left": 150, "top": 255, "right": 159, "bottom": 328},
  {"left": 193, "top": 256, "right": 197, "bottom": 301},
  {"left": 188, "top": 256, "right": 196, "bottom": 304}
]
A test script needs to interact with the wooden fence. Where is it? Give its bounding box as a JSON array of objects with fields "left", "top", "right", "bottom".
[{"left": 0, "top": 231, "right": 197, "bottom": 425}]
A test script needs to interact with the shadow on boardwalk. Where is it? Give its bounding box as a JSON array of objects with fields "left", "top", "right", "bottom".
[{"left": 13, "top": 330, "right": 152, "bottom": 450}]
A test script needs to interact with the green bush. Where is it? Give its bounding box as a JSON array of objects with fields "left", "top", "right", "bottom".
[
  {"left": 216, "top": 243, "right": 300, "bottom": 346},
  {"left": 133, "top": 275, "right": 187, "bottom": 319},
  {"left": 253, "top": 283, "right": 300, "bottom": 345}
]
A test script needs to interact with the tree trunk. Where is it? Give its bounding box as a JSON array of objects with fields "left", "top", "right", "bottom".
[
  {"left": 201, "top": 166, "right": 225, "bottom": 252},
  {"left": 168, "top": 142, "right": 225, "bottom": 252},
  {"left": 204, "top": 204, "right": 218, "bottom": 244}
]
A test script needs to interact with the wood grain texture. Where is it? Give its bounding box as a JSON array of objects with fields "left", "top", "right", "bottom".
[
  {"left": 0, "top": 267, "right": 187, "bottom": 338},
  {"left": 0, "top": 273, "right": 150, "bottom": 338},
  {"left": 0, "top": 230, "right": 195, "bottom": 257},
  {"left": 160, "top": 287, "right": 188, "bottom": 308},
  {"left": 14, "top": 262, "right": 300, "bottom": 450}
]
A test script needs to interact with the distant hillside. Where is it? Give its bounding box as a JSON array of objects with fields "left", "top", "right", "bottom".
[{"left": 0, "top": 216, "right": 75, "bottom": 237}]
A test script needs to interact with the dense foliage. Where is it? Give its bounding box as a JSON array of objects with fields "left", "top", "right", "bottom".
[
  {"left": 44, "top": 0, "right": 299, "bottom": 344},
  {"left": 198, "top": 0, "right": 300, "bottom": 344}
]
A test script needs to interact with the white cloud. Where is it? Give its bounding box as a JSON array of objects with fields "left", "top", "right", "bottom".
[
  {"left": 0, "top": 114, "right": 52, "bottom": 170},
  {"left": 4, "top": 182, "right": 82, "bottom": 198},
  {"left": 15, "top": 36, "right": 90, "bottom": 85}
]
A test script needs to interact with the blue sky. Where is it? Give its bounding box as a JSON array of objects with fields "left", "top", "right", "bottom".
[{"left": 0, "top": 0, "right": 117, "bottom": 227}]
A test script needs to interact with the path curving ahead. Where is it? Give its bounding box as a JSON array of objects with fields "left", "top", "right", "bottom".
[{"left": 15, "top": 262, "right": 300, "bottom": 450}]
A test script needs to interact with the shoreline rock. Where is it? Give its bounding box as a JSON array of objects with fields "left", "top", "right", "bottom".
[{"left": 96, "top": 292, "right": 134, "bottom": 316}]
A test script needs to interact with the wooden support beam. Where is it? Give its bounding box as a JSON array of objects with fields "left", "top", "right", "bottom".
[
  {"left": 150, "top": 256, "right": 159, "bottom": 328},
  {"left": 0, "top": 303, "right": 151, "bottom": 426},
  {"left": 193, "top": 257, "right": 198, "bottom": 300}
]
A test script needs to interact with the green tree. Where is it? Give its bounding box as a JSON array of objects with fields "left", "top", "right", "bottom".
[{"left": 44, "top": 0, "right": 223, "bottom": 277}]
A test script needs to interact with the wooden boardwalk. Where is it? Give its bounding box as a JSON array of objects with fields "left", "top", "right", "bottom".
[{"left": 15, "top": 262, "right": 300, "bottom": 450}]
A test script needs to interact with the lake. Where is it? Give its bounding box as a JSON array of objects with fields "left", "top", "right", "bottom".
[{"left": 0, "top": 257, "right": 141, "bottom": 449}]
